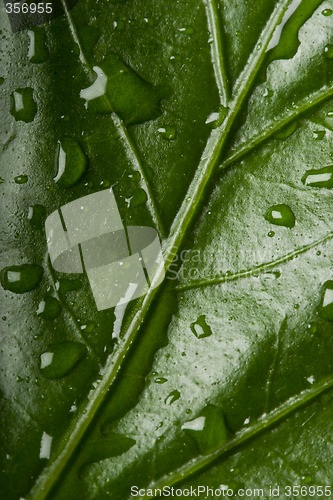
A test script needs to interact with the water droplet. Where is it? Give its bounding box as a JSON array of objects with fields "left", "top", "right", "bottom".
[
  {"left": 274, "top": 121, "right": 298, "bottom": 140},
  {"left": 0, "top": 77, "right": 4, "bottom": 86},
  {"left": 14, "top": 175, "right": 28, "bottom": 184},
  {"left": 158, "top": 126, "right": 176, "bottom": 140},
  {"left": 40, "top": 342, "right": 86, "bottom": 378},
  {"left": 130, "top": 188, "right": 147, "bottom": 208},
  {"left": 181, "top": 405, "right": 228, "bottom": 455},
  {"left": 268, "top": 231, "right": 275, "bottom": 237},
  {"left": 322, "top": 8, "right": 332, "bottom": 15},
  {"left": 318, "top": 281, "right": 333, "bottom": 322},
  {"left": 165, "top": 390, "right": 180, "bottom": 405},
  {"left": 80, "top": 54, "right": 162, "bottom": 125},
  {"left": 54, "top": 138, "right": 88, "bottom": 188},
  {"left": 10, "top": 88, "right": 37, "bottom": 123},
  {"left": 37, "top": 297, "right": 62, "bottom": 320},
  {"left": 302, "top": 165, "right": 333, "bottom": 188},
  {"left": 28, "top": 204, "right": 46, "bottom": 228},
  {"left": 28, "top": 27, "right": 48, "bottom": 64},
  {"left": 0, "top": 264, "right": 43, "bottom": 293},
  {"left": 324, "top": 44, "right": 333, "bottom": 59},
  {"left": 113, "top": 20, "right": 125, "bottom": 31},
  {"left": 128, "top": 171, "right": 141, "bottom": 183},
  {"left": 154, "top": 377, "right": 167, "bottom": 384},
  {"left": 80, "top": 321, "right": 96, "bottom": 333},
  {"left": 190, "top": 315, "right": 212, "bottom": 339},
  {"left": 313, "top": 130, "right": 326, "bottom": 140},
  {"left": 39, "top": 432, "right": 52, "bottom": 459},
  {"left": 178, "top": 26, "right": 195, "bottom": 35},
  {"left": 264, "top": 204, "right": 296, "bottom": 228},
  {"left": 205, "top": 106, "right": 228, "bottom": 128}
]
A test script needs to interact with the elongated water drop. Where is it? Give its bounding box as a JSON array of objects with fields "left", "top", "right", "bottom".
[
  {"left": 165, "top": 390, "right": 180, "bottom": 405},
  {"left": 40, "top": 342, "right": 86, "bottom": 378},
  {"left": 0, "top": 264, "right": 43, "bottom": 293},
  {"left": 10, "top": 88, "right": 37, "bottom": 122},
  {"left": 54, "top": 138, "right": 88, "bottom": 188},
  {"left": 28, "top": 204, "right": 46, "bottom": 228},
  {"left": 130, "top": 188, "right": 147, "bottom": 208},
  {"left": 274, "top": 121, "right": 298, "bottom": 140},
  {"left": 37, "top": 297, "right": 62, "bottom": 320},
  {"left": 302, "top": 165, "right": 333, "bottom": 188},
  {"left": 28, "top": 27, "right": 48, "bottom": 64},
  {"left": 322, "top": 8, "right": 333, "bottom": 15},
  {"left": 190, "top": 315, "right": 212, "bottom": 339},
  {"left": 14, "top": 175, "right": 28, "bottom": 184},
  {"left": 264, "top": 204, "right": 296, "bottom": 228},
  {"left": 181, "top": 405, "right": 228, "bottom": 455},
  {"left": 154, "top": 377, "right": 167, "bottom": 384},
  {"left": 318, "top": 281, "right": 333, "bottom": 322}
]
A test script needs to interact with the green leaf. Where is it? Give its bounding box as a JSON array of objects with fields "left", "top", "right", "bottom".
[{"left": 1, "top": 0, "right": 333, "bottom": 499}]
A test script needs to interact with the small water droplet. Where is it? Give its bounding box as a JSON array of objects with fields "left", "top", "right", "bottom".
[
  {"left": 165, "top": 390, "right": 180, "bottom": 405},
  {"left": 28, "top": 27, "right": 48, "bottom": 64},
  {"left": 324, "top": 44, "right": 333, "bottom": 59},
  {"left": 274, "top": 121, "right": 298, "bottom": 140},
  {"left": 263, "top": 87, "right": 274, "bottom": 98},
  {"left": 14, "top": 175, "right": 28, "bottom": 184},
  {"left": 0, "top": 77, "right": 4, "bottom": 86},
  {"left": 322, "top": 8, "right": 333, "bottom": 16},
  {"left": 158, "top": 126, "right": 176, "bottom": 140},
  {"left": 190, "top": 315, "right": 212, "bottom": 339},
  {"left": 154, "top": 377, "right": 167, "bottom": 384},
  {"left": 10, "top": 88, "right": 37, "bottom": 122},
  {"left": 178, "top": 26, "right": 195, "bottom": 35},
  {"left": 80, "top": 320, "right": 96, "bottom": 333},
  {"left": 318, "top": 281, "right": 333, "bottom": 322},
  {"left": 54, "top": 138, "right": 88, "bottom": 188},
  {"left": 40, "top": 342, "right": 86, "bottom": 378},
  {"left": 37, "top": 297, "right": 62, "bottom": 320},
  {"left": 0, "top": 264, "right": 43, "bottom": 293},
  {"left": 313, "top": 130, "right": 325, "bottom": 140},
  {"left": 28, "top": 204, "right": 46, "bottom": 228},
  {"left": 302, "top": 165, "right": 333, "bottom": 188},
  {"left": 268, "top": 230, "right": 275, "bottom": 237},
  {"left": 181, "top": 405, "right": 228, "bottom": 455},
  {"left": 264, "top": 204, "right": 296, "bottom": 228},
  {"left": 130, "top": 188, "right": 147, "bottom": 208}
]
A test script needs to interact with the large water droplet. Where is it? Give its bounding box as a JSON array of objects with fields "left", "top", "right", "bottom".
[
  {"left": 10, "top": 88, "right": 37, "bottom": 122},
  {"left": 302, "top": 165, "right": 333, "bottom": 188},
  {"left": 40, "top": 342, "right": 86, "bottom": 378},
  {"left": 318, "top": 281, "right": 333, "bottom": 322},
  {"left": 28, "top": 204, "right": 46, "bottom": 228},
  {"left": 28, "top": 27, "right": 48, "bottom": 64},
  {"left": 54, "top": 138, "right": 88, "bottom": 188},
  {"left": 324, "top": 44, "right": 333, "bottom": 59},
  {"left": 165, "top": 390, "right": 180, "bottom": 405},
  {"left": 130, "top": 188, "right": 147, "bottom": 208},
  {"left": 37, "top": 297, "right": 62, "bottom": 320},
  {"left": 264, "top": 204, "right": 296, "bottom": 228},
  {"left": 79, "top": 54, "right": 162, "bottom": 125},
  {"left": 181, "top": 405, "right": 228, "bottom": 455},
  {"left": 0, "top": 264, "right": 43, "bottom": 293},
  {"left": 190, "top": 315, "right": 212, "bottom": 339}
]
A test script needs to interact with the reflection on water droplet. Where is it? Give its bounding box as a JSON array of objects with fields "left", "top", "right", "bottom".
[
  {"left": 264, "top": 204, "right": 296, "bottom": 228},
  {"left": 324, "top": 44, "right": 333, "bottom": 59},
  {"left": 14, "top": 175, "right": 28, "bottom": 184},
  {"left": 39, "top": 431, "right": 52, "bottom": 460},
  {"left": 28, "top": 27, "right": 48, "bottom": 64},
  {"left": 28, "top": 204, "right": 46, "bottom": 228},
  {"left": 302, "top": 165, "right": 333, "bottom": 188},
  {"left": 130, "top": 188, "right": 147, "bottom": 208},
  {"left": 158, "top": 126, "right": 176, "bottom": 140},
  {"left": 165, "top": 390, "right": 180, "bottom": 405},
  {"left": 54, "top": 138, "right": 88, "bottom": 188},
  {"left": 178, "top": 26, "right": 195, "bottom": 35},
  {"left": 190, "top": 315, "right": 212, "bottom": 339},
  {"left": 37, "top": 297, "right": 62, "bottom": 320},
  {"left": 313, "top": 130, "right": 325, "bottom": 140},
  {"left": 181, "top": 405, "right": 228, "bottom": 455},
  {"left": 80, "top": 54, "right": 162, "bottom": 125},
  {"left": 274, "top": 121, "right": 298, "bottom": 140},
  {"left": 40, "top": 342, "right": 86, "bottom": 378},
  {"left": 10, "top": 88, "right": 37, "bottom": 122},
  {"left": 322, "top": 8, "right": 332, "bottom": 15},
  {"left": 318, "top": 281, "right": 333, "bottom": 322},
  {"left": 0, "top": 264, "right": 43, "bottom": 293},
  {"left": 154, "top": 377, "right": 167, "bottom": 384}
]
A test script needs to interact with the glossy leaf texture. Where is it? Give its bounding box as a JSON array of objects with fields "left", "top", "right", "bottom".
[{"left": 0, "top": 0, "right": 333, "bottom": 499}]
